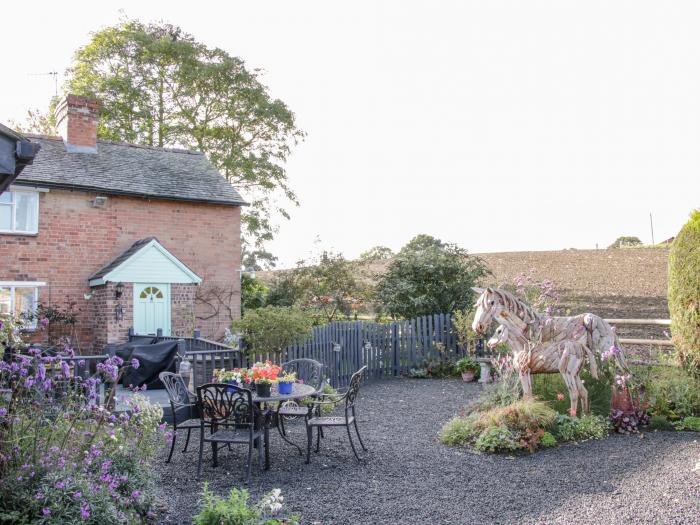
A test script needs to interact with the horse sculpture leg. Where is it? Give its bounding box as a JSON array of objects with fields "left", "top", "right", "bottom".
[
  {"left": 520, "top": 370, "right": 533, "bottom": 399},
  {"left": 575, "top": 376, "right": 589, "bottom": 415},
  {"left": 558, "top": 350, "right": 579, "bottom": 417}
]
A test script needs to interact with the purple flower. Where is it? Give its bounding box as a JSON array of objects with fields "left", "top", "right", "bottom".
[
  {"left": 40, "top": 317, "right": 49, "bottom": 328},
  {"left": 73, "top": 491, "right": 82, "bottom": 499},
  {"left": 81, "top": 503, "right": 90, "bottom": 519},
  {"left": 42, "top": 508, "right": 51, "bottom": 516},
  {"left": 0, "top": 408, "right": 7, "bottom": 417},
  {"left": 131, "top": 358, "right": 140, "bottom": 370},
  {"left": 131, "top": 490, "right": 141, "bottom": 498}
]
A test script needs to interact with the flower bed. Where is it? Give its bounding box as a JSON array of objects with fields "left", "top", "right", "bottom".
[{"left": 0, "top": 316, "right": 166, "bottom": 523}]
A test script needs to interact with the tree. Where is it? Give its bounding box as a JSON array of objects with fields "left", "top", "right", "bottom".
[
  {"left": 668, "top": 210, "right": 700, "bottom": 373},
  {"left": 608, "top": 236, "right": 643, "bottom": 249},
  {"left": 265, "top": 251, "right": 368, "bottom": 322},
  {"left": 359, "top": 245, "right": 394, "bottom": 262},
  {"left": 10, "top": 97, "right": 59, "bottom": 136},
  {"left": 37, "top": 18, "right": 304, "bottom": 268},
  {"left": 240, "top": 274, "right": 268, "bottom": 313},
  {"left": 294, "top": 251, "right": 367, "bottom": 323},
  {"left": 233, "top": 306, "right": 312, "bottom": 356},
  {"left": 375, "top": 235, "right": 490, "bottom": 319}
]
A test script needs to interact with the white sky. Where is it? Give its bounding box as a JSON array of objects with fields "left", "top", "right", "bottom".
[{"left": 3, "top": 1, "right": 699, "bottom": 268}]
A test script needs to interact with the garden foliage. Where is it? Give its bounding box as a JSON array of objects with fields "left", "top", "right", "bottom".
[
  {"left": 375, "top": 235, "right": 489, "bottom": 319},
  {"left": 240, "top": 274, "right": 269, "bottom": 313},
  {"left": 234, "top": 306, "right": 313, "bottom": 356},
  {"left": 193, "top": 484, "right": 298, "bottom": 525},
  {"left": 668, "top": 210, "right": 700, "bottom": 373},
  {"left": 0, "top": 329, "right": 165, "bottom": 524}
]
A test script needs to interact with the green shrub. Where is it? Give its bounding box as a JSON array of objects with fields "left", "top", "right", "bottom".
[
  {"left": 552, "top": 414, "right": 609, "bottom": 442},
  {"left": 642, "top": 366, "right": 700, "bottom": 420},
  {"left": 193, "top": 485, "right": 297, "bottom": 525},
  {"left": 454, "top": 356, "right": 479, "bottom": 374},
  {"left": 474, "top": 426, "right": 520, "bottom": 453},
  {"left": 441, "top": 399, "right": 556, "bottom": 452},
  {"left": 675, "top": 416, "right": 700, "bottom": 432},
  {"left": 234, "top": 306, "right": 313, "bottom": 356},
  {"left": 649, "top": 415, "right": 674, "bottom": 431},
  {"left": 439, "top": 414, "right": 480, "bottom": 446},
  {"left": 540, "top": 431, "right": 557, "bottom": 448},
  {"left": 668, "top": 210, "right": 700, "bottom": 373}
]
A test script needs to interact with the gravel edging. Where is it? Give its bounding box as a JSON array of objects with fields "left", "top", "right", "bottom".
[{"left": 153, "top": 378, "right": 700, "bottom": 525}]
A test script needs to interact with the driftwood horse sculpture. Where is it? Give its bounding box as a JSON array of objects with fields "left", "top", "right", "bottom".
[
  {"left": 472, "top": 287, "right": 630, "bottom": 415},
  {"left": 488, "top": 324, "right": 598, "bottom": 415}
]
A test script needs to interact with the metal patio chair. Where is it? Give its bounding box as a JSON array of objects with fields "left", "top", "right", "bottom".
[
  {"left": 274, "top": 358, "right": 325, "bottom": 455},
  {"left": 196, "top": 383, "right": 267, "bottom": 483},
  {"left": 159, "top": 372, "right": 202, "bottom": 463},
  {"left": 305, "top": 365, "right": 368, "bottom": 464}
]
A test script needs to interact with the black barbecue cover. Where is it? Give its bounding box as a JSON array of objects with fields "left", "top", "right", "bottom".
[{"left": 122, "top": 340, "right": 179, "bottom": 390}]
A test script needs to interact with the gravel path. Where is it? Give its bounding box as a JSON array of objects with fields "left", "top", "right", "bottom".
[{"left": 154, "top": 378, "right": 700, "bottom": 525}]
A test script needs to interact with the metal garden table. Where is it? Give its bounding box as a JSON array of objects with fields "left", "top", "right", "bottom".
[{"left": 252, "top": 382, "right": 319, "bottom": 469}]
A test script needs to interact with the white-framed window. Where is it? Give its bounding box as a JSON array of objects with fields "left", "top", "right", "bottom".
[
  {"left": 0, "top": 281, "right": 45, "bottom": 329},
  {"left": 0, "top": 189, "right": 39, "bottom": 234}
]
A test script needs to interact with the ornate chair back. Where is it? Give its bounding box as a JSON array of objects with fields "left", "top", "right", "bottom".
[
  {"left": 281, "top": 358, "right": 324, "bottom": 392},
  {"left": 345, "top": 365, "right": 368, "bottom": 409},
  {"left": 196, "top": 383, "right": 257, "bottom": 430},
  {"left": 159, "top": 372, "right": 196, "bottom": 424}
]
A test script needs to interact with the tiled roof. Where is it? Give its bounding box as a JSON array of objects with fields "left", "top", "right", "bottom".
[{"left": 15, "top": 135, "right": 246, "bottom": 206}]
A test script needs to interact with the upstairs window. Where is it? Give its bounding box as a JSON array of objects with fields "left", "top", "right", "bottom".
[{"left": 0, "top": 190, "right": 39, "bottom": 234}]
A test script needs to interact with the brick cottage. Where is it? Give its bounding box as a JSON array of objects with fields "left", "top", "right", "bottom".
[{"left": 0, "top": 95, "right": 246, "bottom": 352}]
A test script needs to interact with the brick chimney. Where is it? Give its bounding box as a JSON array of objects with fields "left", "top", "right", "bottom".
[{"left": 55, "top": 94, "right": 100, "bottom": 153}]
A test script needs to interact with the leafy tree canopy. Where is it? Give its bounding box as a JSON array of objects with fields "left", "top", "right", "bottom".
[
  {"left": 27, "top": 18, "right": 304, "bottom": 268},
  {"left": 359, "top": 245, "right": 394, "bottom": 262},
  {"left": 608, "top": 236, "right": 642, "bottom": 249},
  {"left": 240, "top": 274, "right": 269, "bottom": 313},
  {"left": 265, "top": 251, "right": 369, "bottom": 323},
  {"left": 375, "top": 235, "right": 490, "bottom": 319}
]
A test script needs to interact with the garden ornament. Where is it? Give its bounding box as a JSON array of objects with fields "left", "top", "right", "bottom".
[{"left": 488, "top": 323, "right": 598, "bottom": 415}]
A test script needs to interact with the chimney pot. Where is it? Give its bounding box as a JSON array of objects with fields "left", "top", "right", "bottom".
[{"left": 55, "top": 94, "right": 100, "bottom": 153}]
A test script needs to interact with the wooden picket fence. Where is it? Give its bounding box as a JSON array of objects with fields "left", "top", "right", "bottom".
[{"left": 244, "top": 313, "right": 482, "bottom": 388}]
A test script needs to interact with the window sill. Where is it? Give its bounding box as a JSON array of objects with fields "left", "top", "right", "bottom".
[{"left": 0, "top": 231, "right": 39, "bottom": 237}]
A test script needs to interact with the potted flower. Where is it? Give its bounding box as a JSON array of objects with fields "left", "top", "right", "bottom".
[
  {"left": 454, "top": 356, "right": 479, "bottom": 382},
  {"left": 215, "top": 368, "right": 249, "bottom": 391},
  {"left": 276, "top": 371, "right": 296, "bottom": 395},
  {"left": 250, "top": 361, "right": 282, "bottom": 397}
]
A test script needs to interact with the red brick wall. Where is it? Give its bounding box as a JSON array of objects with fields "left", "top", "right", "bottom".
[{"left": 0, "top": 189, "right": 241, "bottom": 352}]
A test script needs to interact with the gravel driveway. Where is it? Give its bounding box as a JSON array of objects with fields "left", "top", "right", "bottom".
[{"left": 154, "top": 378, "right": 700, "bottom": 525}]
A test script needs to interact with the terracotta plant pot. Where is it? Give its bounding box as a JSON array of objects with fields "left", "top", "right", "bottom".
[{"left": 461, "top": 371, "right": 476, "bottom": 382}]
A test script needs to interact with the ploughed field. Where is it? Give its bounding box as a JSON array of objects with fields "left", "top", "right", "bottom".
[{"left": 154, "top": 377, "right": 699, "bottom": 525}]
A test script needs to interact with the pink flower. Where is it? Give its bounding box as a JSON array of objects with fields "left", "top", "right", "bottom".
[{"left": 556, "top": 393, "right": 565, "bottom": 401}]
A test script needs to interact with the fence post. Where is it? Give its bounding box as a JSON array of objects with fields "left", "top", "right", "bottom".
[
  {"left": 128, "top": 327, "right": 134, "bottom": 340},
  {"left": 193, "top": 329, "right": 201, "bottom": 339},
  {"left": 392, "top": 322, "right": 398, "bottom": 376},
  {"left": 156, "top": 328, "right": 163, "bottom": 338}
]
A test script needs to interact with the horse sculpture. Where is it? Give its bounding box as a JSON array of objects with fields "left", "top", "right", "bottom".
[
  {"left": 488, "top": 323, "right": 598, "bottom": 415},
  {"left": 472, "top": 287, "right": 630, "bottom": 414}
]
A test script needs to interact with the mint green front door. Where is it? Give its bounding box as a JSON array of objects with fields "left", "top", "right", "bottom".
[{"left": 133, "top": 283, "right": 171, "bottom": 336}]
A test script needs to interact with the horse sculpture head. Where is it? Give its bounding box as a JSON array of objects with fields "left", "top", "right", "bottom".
[
  {"left": 487, "top": 324, "right": 508, "bottom": 349},
  {"left": 471, "top": 287, "right": 502, "bottom": 335}
]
